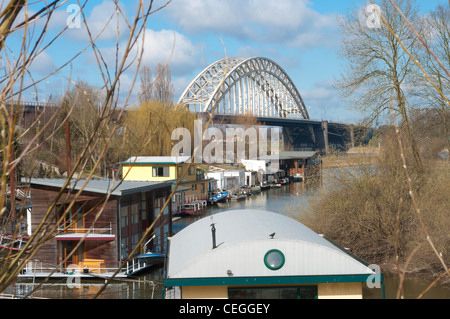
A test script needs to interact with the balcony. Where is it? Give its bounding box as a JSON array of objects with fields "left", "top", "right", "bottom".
[{"left": 55, "top": 222, "right": 115, "bottom": 241}]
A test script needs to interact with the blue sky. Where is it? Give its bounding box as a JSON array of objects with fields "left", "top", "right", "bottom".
[{"left": 10, "top": 0, "right": 448, "bottom": 123}]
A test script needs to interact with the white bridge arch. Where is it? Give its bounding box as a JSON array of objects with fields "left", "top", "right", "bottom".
[{"left": 178, "top": 57, "right": 310, "bottom": 119}]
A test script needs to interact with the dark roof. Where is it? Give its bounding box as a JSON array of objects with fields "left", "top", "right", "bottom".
[
  {"left": 259, "top": 151, "right": 318, "bottom": 161},
  {"left": 23, "top": 178, "right": 176, "bottom": 196}
]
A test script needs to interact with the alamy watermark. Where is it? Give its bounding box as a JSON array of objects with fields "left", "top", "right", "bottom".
[
  {"left": 67, "top": 4, "right": 81, "bottom": 29},
  {"left": 365, "top": 4, "right": 382, "bottom": 29},
  {"left": 66, "top": 264, "right": 81, "bottom": 289},
  {"left": 366, "top": 264, "right": 382, "bottom": 289},
  {"left": 171, "top": 120, "right": 280, "bottom": 167}
]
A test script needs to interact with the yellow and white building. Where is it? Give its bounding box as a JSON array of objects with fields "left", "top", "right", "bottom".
[{"left": 121, "top": 156, "right": 216, "bottom": 214}]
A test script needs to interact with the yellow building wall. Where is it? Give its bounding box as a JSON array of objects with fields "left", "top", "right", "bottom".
[
  {"left": 182, "top": 286, "right": 229, "bottom": 299},
  {"left": 180, "top": 283, "right": 363, "bottom": 299},
  {"left": 317, "top": 282, "right": 363, "bottom": 299},
  {"left": 122, "top": 165, "right": 177, "bottom": 182},
  {"left": 122, "top": 163, "right": 200, "bottom": 182}
]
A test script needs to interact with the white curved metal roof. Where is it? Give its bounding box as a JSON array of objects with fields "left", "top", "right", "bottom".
[{"left": 167, "top": 209, "right": 374, "bottom": 279}]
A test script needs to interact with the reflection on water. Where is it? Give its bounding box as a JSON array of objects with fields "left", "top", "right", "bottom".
[{"left": 6, "top": 269, "right": 165, "bottom": 299}]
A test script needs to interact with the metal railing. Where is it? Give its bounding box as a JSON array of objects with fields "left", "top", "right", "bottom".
[
  {"left": 20, "top": 260, "right": 127, "bottom": 277},
  {"left": 57, "top": 222, "right": 113, "bottom": 235},
  {"left": 126, "top": 258, "right": 149, "bottom": 275}
]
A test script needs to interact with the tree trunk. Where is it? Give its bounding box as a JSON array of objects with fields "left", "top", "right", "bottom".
[{"left": 395, "top": 85, "right": 424, "bottom": 174}]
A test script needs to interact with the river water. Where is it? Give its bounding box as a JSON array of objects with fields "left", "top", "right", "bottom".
[{"left": 6, "top": 170, "right": 450, "bottom": 299}]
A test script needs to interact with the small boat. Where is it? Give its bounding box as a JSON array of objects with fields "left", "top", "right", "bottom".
[
  {"left": 272, "top": 183, "right": 281, "bottom": 188},
  {"left": 251, "top": 186, "right": 261, "bottom": 194},
  {"left": 230, "top": 192, "right": 246, "bottom": 201},
  {"left": 209, "top": 191, "right": 229, "bottom": 204},
  {"left": 240, "top": 187, "right": 252, "bottom": 196},
  {"left": 137, "top": 252, "right": 165, "bottom": 265},
  {"left": 260, "top": 182, "right": 270, "bottom": 190}
]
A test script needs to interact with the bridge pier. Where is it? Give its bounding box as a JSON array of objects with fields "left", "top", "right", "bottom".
[
  {"left": 350, "top": 125, "right": 355, "bottom": 149},
  {"left": 282, "top": 127, "right": 295, "bottom": 151}
]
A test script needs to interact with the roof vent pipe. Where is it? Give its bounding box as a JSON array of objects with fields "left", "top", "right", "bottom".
[{"left": 210, "top": 216, "right": 217, "bottom": 249}]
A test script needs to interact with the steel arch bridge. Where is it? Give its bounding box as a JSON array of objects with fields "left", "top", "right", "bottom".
[{"left": 178, "top": 57, "right": 310, "bottom": 119}]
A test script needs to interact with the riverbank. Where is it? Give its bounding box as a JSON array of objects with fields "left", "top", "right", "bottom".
[
  {"left": 189, "top": 180, "right": 450, "bottom": 299},
  {"left": 321, "top": 147, "right": 378, "bottom": 169},
  {"left": 300, "top": 147, "right": 450, "bottom": 295}
]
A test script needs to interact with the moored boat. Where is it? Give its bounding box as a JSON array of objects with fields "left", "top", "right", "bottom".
[
  {"left": 137, "top": 252, "right": 165, "bottom": 265},
  {"left": 260, "top": 182, "right": 270, "bottom": 190},
  {"left": 230, "top": 192, "right": 246, "bottom": 201},
  {"left": 208, "top": 191, "right": 229, "bottom": 204},
  {"left": 250, "top": 186, "right": 261, "bottom": 194}
]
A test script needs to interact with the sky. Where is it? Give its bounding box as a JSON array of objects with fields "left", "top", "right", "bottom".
[{"left": 8, "top": 0, "right": 449, "bottom": 124}]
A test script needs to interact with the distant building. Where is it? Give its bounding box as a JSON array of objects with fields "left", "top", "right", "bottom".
[
  {"left": 243, "top": 151, "right": 322, "bottom": 182},
  {"left": 121, "top": 156, "right": 216, "bottom": 214},
  {"left": 206, "top": 167, "right": 245, "bottom": 191},
  {"left": 164, "top": 209, "right": 381, "bottom": 299},
  {"left": 23, "top": 178, "right": 178, "bottom": 274}
]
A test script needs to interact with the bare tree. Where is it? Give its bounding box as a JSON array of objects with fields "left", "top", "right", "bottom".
[
  {"left": 139, "top": 65, "right": 154, "bottom": 103},
  {"left": 139, "top": 62, "right": 175, "bottom": 104},
  {"left": 153, "top": 63, "right": 175, "bottom": 105},
  {"left": 0, "top": 0, "right": 168, "bottom": 295},
  {"left": 336, "top": 0, "right": 424, "bottom": 174},
  {"left": 413, "top": 5, "right": 450, "bottom": 155}
]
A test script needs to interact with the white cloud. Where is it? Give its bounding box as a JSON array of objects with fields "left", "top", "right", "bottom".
[
  {"left": 83, "top": 28, "right": 206, "bottom": 75},
  {"left": 166, "top": 0, "right": 338, "bottom": 49},
  {"left": 137, "top": 29, "right": 207, "bottom": 76},
  {"left": 28, "top": 51, "right": 58, "bottom": 75},
  {"left": 62, "top": 1, "right": 129, "bottom": 42}
]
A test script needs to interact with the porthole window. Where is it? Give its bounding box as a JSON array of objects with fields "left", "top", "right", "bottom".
[{"left": 264, "top": 249, "right": 285, "bottom": 270}]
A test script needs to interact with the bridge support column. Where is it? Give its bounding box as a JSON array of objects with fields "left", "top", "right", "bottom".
[
  {"left": 350, "top": 125, "right": 355, "bottom": 149},
  {"left": 308, "top": 125, "right": 316, "bottom": 144},
  {"left": 322, "top": 120, "right": 329, "bottom": 155},
  {"left": 282, "top": 127, "right": 295, "bottom": 151}
]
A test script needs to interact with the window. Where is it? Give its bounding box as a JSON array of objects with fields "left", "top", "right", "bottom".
[
  {"left": 154, "top": 197, "right": 169, "bottom": 218},
  {"left": 131, "top": 204, "right": 139, "bottom": 224},
  {"left": 228, "top": 286, "right": 317, "bottom": 299},
  {"left": 196, "top": 169, "right": 205, "bottom": 181},
  {"left": 177, "top": 166, "right": 183, "bottom": 178},
  {"left": 152, "top": 166, "right": 169, "bottom": 177},
  {"left": 264, "top": 249, "right": 285, "bottom": 270},
  {"left": 131, "top": 233, "right": 139, "bottom": 250},
  {"left": 120, "top": 206, "right": 128, "bottom": 227}
]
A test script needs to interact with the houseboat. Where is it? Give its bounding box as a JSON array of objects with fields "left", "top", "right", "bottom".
[
  {"left": 18, "top": 178, "right": 184, "bottom": 279},
  {"left": 163, "top": 209, "right": 383, "bottom": 299}
]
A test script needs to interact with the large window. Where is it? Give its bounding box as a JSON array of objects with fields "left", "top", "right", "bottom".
[
  {"left": 228, "top": 286, "right": 317, "bottom": 299},
  {"left": 152, "top": 166, "right": 170, "bottom": 177}
]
